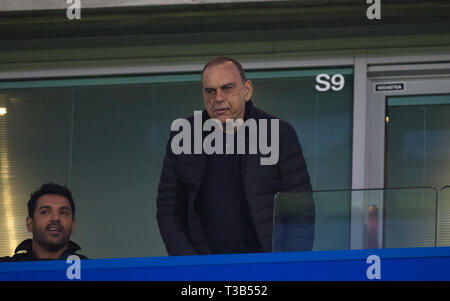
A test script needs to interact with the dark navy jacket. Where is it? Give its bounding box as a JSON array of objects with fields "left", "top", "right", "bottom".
[
  {"left": 156, "top": 101, "right": 314, "bottom": 255},
  {"left": 0, "top": 239, "right": 88, "bottom": 262}
]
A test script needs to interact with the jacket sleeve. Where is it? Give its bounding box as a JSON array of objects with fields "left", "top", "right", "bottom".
[
  {"left": 156, "top": 132, "right": 198, "bottom": 256},
  {"left": 276, "top": 122, "right": 315, "bottom": 251}
]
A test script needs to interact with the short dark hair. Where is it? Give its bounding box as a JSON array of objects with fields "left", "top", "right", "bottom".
[
  {"left": 27, "top": 183, "right": 75, "bottom": 218},
  {"left": 201, "top": 56, "right": 247, "bottom": 84}
]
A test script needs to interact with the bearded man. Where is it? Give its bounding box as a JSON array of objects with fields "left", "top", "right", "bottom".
[{"left": 0, "top": 183, "right": 88, "bottom": 261}]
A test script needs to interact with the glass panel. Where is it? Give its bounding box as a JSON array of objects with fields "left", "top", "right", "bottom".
[
  {"left": 253, "top": 69, "right": 354, "bottom": 251},
  {"left": 71, "top": 85, "right": 156, "bottom": 259},
  {"left": 253, "top": 69, "right": 353, "bottom": 191},
  {"left": 438, "top": 186, "right": 450, "bottom": 246},
  {"left": 273, "top": 188, "right": 438, "bottom": 252},
  {"left": 0, "top": 81, "right": 203, "bottom": 259},
  {"left": 385, "top": 95, "right": 450, "bottom": 248},
  {"left": 274, "top": 190, "right": 349, "bottom": 251},
  {"left": 0, "top": 89, "right": 72, "bottom": 257},
  {"left": 71, "top": 83, "right": 203, "bottom": 259},
  {"left": 386, "top": 95, "right": 450, "bottom": 188},
  {"left": 0, "top": 67, "right": 353, "bottom": 259},
  {"left": 383, "top": 188, "right": 437, "bottom": 248}
]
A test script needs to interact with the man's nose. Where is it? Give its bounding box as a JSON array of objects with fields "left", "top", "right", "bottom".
[
  {"left": 215, "top": 89, "right": 225, "bottom": 102},
  {"left": 50, "top": 212, "right": 60, "bottom": 221}
]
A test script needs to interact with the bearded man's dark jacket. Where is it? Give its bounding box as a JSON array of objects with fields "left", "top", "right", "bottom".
[{"left": 0, "top": 239, "right": 88, "bottom": 262}]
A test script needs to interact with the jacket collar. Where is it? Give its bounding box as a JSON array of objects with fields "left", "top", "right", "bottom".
[
  {"left": 243, "top": 100, "right": 254, "bottom": 121},
  {"left": 14, "top": 238, "right": 82, "bottom": 257}
]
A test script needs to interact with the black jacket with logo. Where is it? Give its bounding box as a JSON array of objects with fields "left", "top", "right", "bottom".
[
  {"left": 0, "top": 239, "right": 88, "bottom": 262},
  {"left": 156, "top": 100, "right": 315, "bottom": 256}
]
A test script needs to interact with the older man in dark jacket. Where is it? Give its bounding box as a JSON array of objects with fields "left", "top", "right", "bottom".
[{"left": 156, "top": 56, "right": 314, "bottom": 256}]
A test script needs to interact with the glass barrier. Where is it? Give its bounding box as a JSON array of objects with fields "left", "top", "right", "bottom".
[
  {"left": 438, "top": 186, "right": 450, "bottom": 247},
  {"left": 273, "top": 187, "right": 439, "bottom": 252}
]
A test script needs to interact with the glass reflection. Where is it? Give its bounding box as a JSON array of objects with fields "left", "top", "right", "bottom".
[{"left": 0, "top": 116, "right": 18, "bottom": 255}]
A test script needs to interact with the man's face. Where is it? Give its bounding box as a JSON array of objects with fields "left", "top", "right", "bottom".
[
  {"left": 26, "top": 194, "right": 75, "bottom": 253},
  {"left": 202, "top": 61, "right": 253, "bottom": 124}
]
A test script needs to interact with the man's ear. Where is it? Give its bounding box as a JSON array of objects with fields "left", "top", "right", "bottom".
[
  {"left": 244, "top": 80, "right": 253, "bottom": 102},
  {"left": 26, "top": 217, "right": 33, "bottom": 233}
]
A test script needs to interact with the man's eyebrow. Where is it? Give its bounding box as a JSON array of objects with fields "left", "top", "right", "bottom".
[
  {"left": 203, "top": 82, "right": 235, "bottom": 92},
  {"left": 221, "top": 82, "right": 235, "bottom": 88},
  {"left": 38, "top": 205, "right": 71, "bottom": 211}
]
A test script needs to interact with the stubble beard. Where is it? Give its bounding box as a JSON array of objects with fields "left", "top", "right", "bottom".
[{"left": 33, "top": 225, "right": 71, "bottom": 253}]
